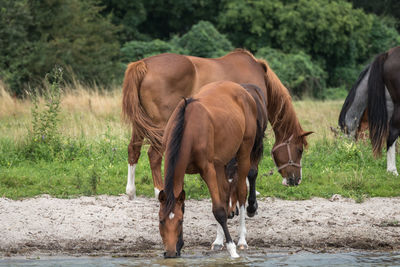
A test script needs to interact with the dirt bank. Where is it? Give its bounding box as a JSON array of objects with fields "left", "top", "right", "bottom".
[{"left": 1, "top": 195, "right": 400, "bottom": 256}]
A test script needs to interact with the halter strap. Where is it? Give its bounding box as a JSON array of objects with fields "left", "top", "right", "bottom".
[{"left": 271, "top": 135, "right": 302, "bottom": 171}]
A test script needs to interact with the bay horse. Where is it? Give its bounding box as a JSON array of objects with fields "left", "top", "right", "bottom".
[
  {"left": 339, "top": 46, "right": 400, "bottom": 175},
  {"left": 122, "top": 50, "right": 311, "bottom": 201},
  {"left": 158, "top": 81, "right": 265, "bottom": 258},
  {"left": 158, "top": 80, "right": 311, "bottom": 258}
]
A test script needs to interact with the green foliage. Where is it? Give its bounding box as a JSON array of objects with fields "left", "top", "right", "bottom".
[
  {"left": 256, "top": 47, "right": 327, "bottom": 98},
  {"left": 173, "top": 21, "right": 234, "bottom": 58},
  {"left": 120, "top": 39, "right": 185, "bottom": 63},
  {"left": 26, "top": 68, "right": 63, "bottom": 161},
  {"left": 218, "top": 0, "right": 400, "bottom": 89},
  {"left": 0, "top": 0, "right": 120, "bottom": 95}
]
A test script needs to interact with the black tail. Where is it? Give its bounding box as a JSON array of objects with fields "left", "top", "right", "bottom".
[
  {"left": 163, "top": 98, "right": 196, "bottom": 216},
  {"left": 367, "top": 53, "right": 388, "bottom": 156}
]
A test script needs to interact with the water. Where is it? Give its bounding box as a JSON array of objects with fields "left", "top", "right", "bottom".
[{"left": 1, "top": 251, "right": 400, "bottom": 267}]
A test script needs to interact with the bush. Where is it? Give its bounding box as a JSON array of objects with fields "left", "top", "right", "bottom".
[
  {"left": 173, "top": 21, "right": 234, "bottom": 58},
  {"left": 256, "top": 47, "right": 327, "bottom": 98},
  {"left": 120, "top": 39, "right": 185, "bottom": 63},
  {"left": 0, "top": 0, "right": 120, "bottom": 96}
]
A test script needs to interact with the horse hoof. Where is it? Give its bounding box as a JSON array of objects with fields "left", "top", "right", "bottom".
[
  {"left": 211, "top": 244, "right": 224, "bottom": 251},
  {"left": 127, "top": 194, "right": 136, "bottom": 200},
  {"left": 238, "top": 244, "right": 248, "bottom": 250}
]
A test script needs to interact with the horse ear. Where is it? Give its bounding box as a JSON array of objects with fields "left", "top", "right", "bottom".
[
  {"left": 158, "top": 190, "right": 166, "bottom": 203},
  {"left": 301, "top": 131, "right": 314, "bottom": 137},
  {"left": 177, "top": 190, "right": 185, "bottom": 203}
]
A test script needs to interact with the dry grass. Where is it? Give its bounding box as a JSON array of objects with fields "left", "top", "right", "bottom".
[
  {"left": 0, "top": 83, "right": 127, "bottom": 142},
  {"left": 0, "top": 83, "right": 343, "bottom": 143}
]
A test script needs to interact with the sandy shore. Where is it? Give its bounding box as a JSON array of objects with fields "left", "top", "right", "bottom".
[{"left": 1, "top": 195, "right": 400, "bottom": 256}]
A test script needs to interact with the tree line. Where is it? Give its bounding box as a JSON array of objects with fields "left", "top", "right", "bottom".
[{"left": 1, "top": 0, "right": 399, "bottom": 98}]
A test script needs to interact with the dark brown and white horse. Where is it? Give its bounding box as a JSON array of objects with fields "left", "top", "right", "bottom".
[{"left": 339, "top": 46, "right": 400, "bottom": 175}]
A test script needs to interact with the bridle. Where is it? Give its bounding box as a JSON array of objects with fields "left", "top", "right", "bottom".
[{"left": 271, "top": 135, "right": 302, "bottom": 172}]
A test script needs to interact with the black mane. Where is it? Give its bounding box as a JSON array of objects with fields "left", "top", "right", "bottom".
[
  {"left": 241, "top": 83, "right": 268, "bottom": 162},
  {"left": 163, "top": 98, "right": 196, "bottom": 217}
]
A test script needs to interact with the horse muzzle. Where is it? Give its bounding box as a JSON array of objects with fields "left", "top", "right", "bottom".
[
  {"left": 164, "top": 251, "right": 179, "bottom": 258},
  {"left": 282, "top": 177, "right": 301, "bottom": 186}
]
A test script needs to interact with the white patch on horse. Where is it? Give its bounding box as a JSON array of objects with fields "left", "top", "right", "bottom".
[
  {"left": 228, "top": 178, "right": 233, "bottom": 183},
  {"left": 229, "top": 198, "right": 232, "bottom": 208},
  {"left": 226, "top": 242, "right": 240, "bottom": 258},
  {"left": 211, "top": 223, "right": 224, "bottom": 250},
  {"left": 169, "top": 212, "right": 175, "bottom": 220},
  {"left": 282, "top": 178, "right": 288, "bottom": 186},
  {"left": 126, "top": 164, "right": 136, "bottom": 200},
  {"left": 387, "top": 141, "right": 398, "bottom": 176},
  {"left": 237, "top": 205, "right": 248, "bottom": 249},
  {"left": 154, "top": 188, "right": 160, "bottom": 199}
]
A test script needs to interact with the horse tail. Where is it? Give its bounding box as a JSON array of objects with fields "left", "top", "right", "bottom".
[
  {"left": 367, "top": 52, "right": 388, "bottom": 157},
  {"left": 122, "top": 61, "right": 163, "bottom": 150},
  {"left": 163, "top": 98, "right": 196, "bottom": 216}
]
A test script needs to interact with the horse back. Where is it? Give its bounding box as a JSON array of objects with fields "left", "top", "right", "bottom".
[
  {"left": 187, "top": 51, "right": 267, "bottom": 94},
  {"left": 187, "top": 81, "right": 258, "bottom": 163}
]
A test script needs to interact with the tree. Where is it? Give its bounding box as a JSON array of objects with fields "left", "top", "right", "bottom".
[
  {"left": 173, "top": 21, "right": 233, "bottom": 58},
  {"left": 0, "top": 0, "right": 120, "bottom": 95}
]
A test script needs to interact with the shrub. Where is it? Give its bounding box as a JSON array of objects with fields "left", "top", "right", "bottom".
[
  {"left": 174, "top": 21, "right": 234, "bottom": 58},
  {"left": 120, "top": 39, "right": 185, "bottom": 63},
  {"left": 256, "top": 47, "right": 327, "bottom": 98}
]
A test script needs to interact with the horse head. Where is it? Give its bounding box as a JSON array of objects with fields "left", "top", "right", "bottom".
[
  {"left": 272, "top": 131, "right": 313, "bottom": 186},
  {"left": 158, "top": 190, "right": 185, "bottom": 258}
]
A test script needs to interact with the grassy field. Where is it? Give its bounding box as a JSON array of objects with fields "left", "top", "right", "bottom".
[{"left": 1, "top": 83, "right": 399, "bottom": 201}]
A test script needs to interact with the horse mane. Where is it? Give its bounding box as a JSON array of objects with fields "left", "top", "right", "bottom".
[
  {"left": 163, "top": 97, "right": 196, "bottom": 218},
  {"left": 241, "top": 84, "right": 268, "bottom": 162},
  {"left": 261, "top": 60, "right": 306, "bottom": 144},
  {"left": 338, "top": 64, "right": 371, "bottom": 130},
  {"left": 367, "top": 52, "right": 389, "bottom": 157}
]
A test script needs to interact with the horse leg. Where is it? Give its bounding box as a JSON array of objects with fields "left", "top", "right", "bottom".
[
  {"left": 204, "top": 163, "right": 239, "bottom": 258},
  {"left": 236, "top": 147, "right": 252, "bottom": 250},
  {"left": 387, "top": 106, "right": 400, "bottom": 176},
  {"left": 126, "top": 129, "right": 143, "bottom": 200},
  {"left": 148, "top": 146, "right": 163, "bottom": 198},
  {"left": 246, "top": 165, "right": 259, "bottom": 217}
]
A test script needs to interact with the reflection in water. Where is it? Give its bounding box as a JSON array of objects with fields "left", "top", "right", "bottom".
[{"left": 1, "top": 251, "right": 400, "bottom": 267}]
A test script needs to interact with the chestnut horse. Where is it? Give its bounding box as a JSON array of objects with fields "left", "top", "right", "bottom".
[
  {"left": 122, "top": 50, "right": 311, "bottom": 200},
  {"left": 158, "top": 80, "right": 311, "bottom": 258},
  {"left": 158, "top": 81, "right": 264, "bottom": 258},
  {"left": 339, "top": 46, "right": 400, "bottom": 175}
]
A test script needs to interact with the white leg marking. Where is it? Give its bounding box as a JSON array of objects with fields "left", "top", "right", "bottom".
[
  {"left": 226, "top": 242, "right": 240, "bottom": 258},
  {"left": 126, "top": 164, "right": 136, "bottom": 200},
  {"left": 211, "top": 223, "right": 224, "bottom": 250},
  {"left": 282, "top": 178, "right": 288, "bottom": 186},
  {"left": 237, "top": 205, "right": 248, "bottom": 250},
  {"left": 154, "top": 188, "right": 160, "bottom": 199},
  {"left": 387, "top": 142, "right": 398, "bottom": 176}
]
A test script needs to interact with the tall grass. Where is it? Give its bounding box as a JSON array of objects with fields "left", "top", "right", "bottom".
[{"left": 0, "top": 82, "right": 399, "bottom": 200}]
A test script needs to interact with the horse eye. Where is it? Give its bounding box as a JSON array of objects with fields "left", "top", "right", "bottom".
[
  {"left": 160, "top": 219, "right": 165, "bottom": 225},
  {"left": 298, "top": 148, "right": 303, "bottom": 154},
  {"left": 178, "top": 220, "right": 183, "bottom": 225}
]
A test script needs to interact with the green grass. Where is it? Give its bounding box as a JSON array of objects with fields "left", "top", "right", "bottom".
[
  {"left": 1, "top": 90, "right": 399, "bottom": 201},
  {"left": 1, "top": 130, "right": 399, "bottom": 200}
]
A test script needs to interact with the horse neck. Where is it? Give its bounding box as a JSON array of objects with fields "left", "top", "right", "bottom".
[{"left": 265, "top": 70, "right": 302, "bottom": 143}]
